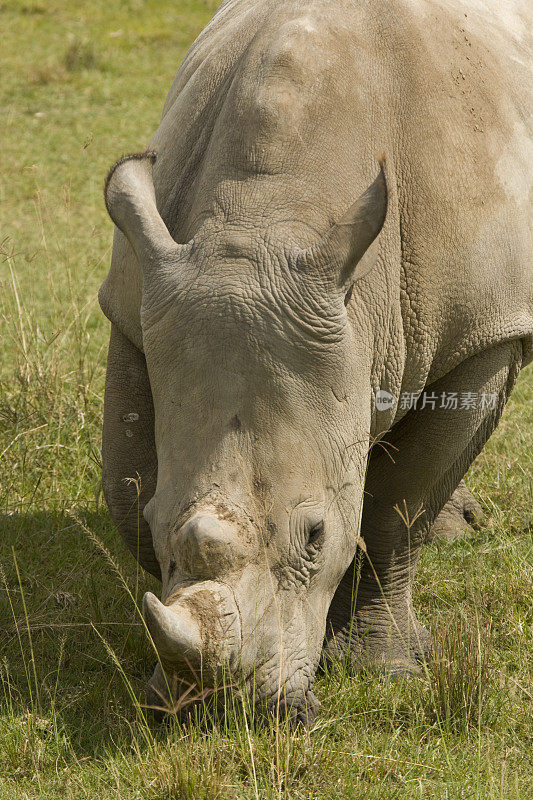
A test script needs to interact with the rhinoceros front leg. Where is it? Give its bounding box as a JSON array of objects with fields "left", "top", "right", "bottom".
[
  {"left": 325, "top": 339, "right": 523, "bottom": 673},
  {"left": 102, "top": 324, "right": 160, "bottom": 579},
  {"left": 428, "top": 480, "right": 484, "bottom": 540}
]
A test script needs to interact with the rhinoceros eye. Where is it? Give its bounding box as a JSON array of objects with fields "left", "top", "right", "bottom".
[{"left": 306, "top": 520, "right": 325, "bottom": 550}]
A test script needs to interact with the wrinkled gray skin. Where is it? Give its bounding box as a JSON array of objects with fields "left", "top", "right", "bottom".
[{"left": 99, "top": 0, "right": 532, "bottom": 724}]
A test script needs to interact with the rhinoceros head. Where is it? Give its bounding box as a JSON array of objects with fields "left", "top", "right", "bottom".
[{"left": 104, "top": 152, "right": 387, "bottom": 724}]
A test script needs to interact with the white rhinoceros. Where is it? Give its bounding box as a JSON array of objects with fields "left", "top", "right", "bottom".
[{"left": 99, "top": 0, "right": 532, "bottom": 724}]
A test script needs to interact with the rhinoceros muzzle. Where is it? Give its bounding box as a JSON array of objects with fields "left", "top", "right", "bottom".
[{"left": 142, "top": 579, "right": 242, "bottom": 681}]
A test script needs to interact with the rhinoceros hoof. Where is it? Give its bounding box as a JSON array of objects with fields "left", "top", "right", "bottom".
[
  {"left": 377, "top": 661, "right": 420, "bottom": 681},
  {"left": 261, "top": 688, "right": 321, "bottom": 730},
  {"left": 429, "top": 481, "right": 485, "bottom": 541},
  {"left": 322, "top": 618, "right": 433, "bottom": 674},
  {"left": 292, "top": 690, "right": 320, "bottom": 729}
]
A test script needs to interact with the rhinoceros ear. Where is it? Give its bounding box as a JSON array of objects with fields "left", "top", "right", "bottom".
[
  {"left": 104, "top": 152, "right": 186, "bottom": 270},
  {"left": 297, "top": 155, "right": 388, "bottom": 290}
]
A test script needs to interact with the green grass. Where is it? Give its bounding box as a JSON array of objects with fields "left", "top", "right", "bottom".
[{"left": 1, "top": 1, "right": 532, "bottom": 797}]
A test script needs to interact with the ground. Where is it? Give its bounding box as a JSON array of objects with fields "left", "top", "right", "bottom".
[{"left": 0, "top": 1, "right": 532, "bottom": 797}]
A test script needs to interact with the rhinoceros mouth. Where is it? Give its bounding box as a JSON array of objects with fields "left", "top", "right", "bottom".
[{"left": 145, "top": 658, "right": 320, "bottom": 728}]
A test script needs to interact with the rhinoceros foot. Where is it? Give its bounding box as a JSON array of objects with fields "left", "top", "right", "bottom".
[
  {"left": 429, "top": 481, "right": 485, "bottom": 541},
  {"left": 322, "top": 612, "right": 433, "bottom": 677}
]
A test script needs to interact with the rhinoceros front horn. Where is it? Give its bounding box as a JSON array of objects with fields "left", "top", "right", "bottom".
[
  {"left": 143, "top": 591, "right": 203, "bottom": 666},
  {"left": 142, "top": 583, "right": 241, "bottom": 676}
]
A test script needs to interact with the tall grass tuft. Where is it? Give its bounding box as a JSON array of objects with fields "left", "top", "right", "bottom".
[
  {"left": 64, "top": 38, "right": 99, "bottom": 72},
  {"left": 422, "top": 615, "right": 491, "bottom": 735}
]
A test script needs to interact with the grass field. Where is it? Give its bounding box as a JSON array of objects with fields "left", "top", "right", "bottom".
[{"left": 1, "top": 1, "right": 532, "bottom": 797}]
